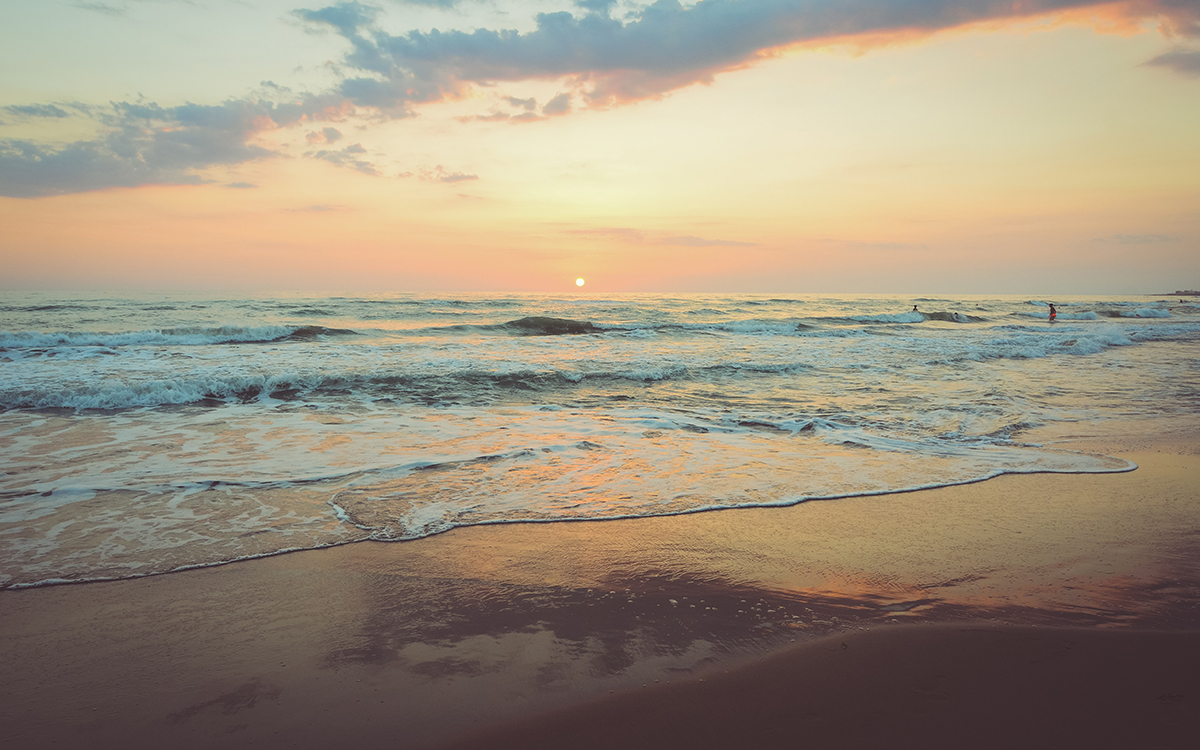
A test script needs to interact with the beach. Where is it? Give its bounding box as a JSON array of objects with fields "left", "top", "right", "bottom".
[{"left": 3, "top": 439, "right": 1198, "bottom": 749}]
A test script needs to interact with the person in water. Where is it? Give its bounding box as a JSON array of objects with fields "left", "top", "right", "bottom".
[
  {"left": 912, "top": 305, "right": 918, "bottom": 312},
  {"left": 1048, "top": 303, "right": 1057, "bottom": 322}
]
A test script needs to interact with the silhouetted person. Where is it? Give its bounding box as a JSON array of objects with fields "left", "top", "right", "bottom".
[{"left": 1048, "top": 303, "right": 1057, "bottom": 322}]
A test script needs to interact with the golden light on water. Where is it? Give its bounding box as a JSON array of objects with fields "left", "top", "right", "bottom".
[{"left": 576, "top": 278, "right": 585, "bottom": 287}]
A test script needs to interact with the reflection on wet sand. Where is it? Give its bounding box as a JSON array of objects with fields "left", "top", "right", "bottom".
[{"left": 0, "top": 447, "right": 1197, "bottom": 749}]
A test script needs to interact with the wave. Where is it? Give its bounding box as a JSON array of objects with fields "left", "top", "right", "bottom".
[
  {"left": 503, "top": 316, "right": 603, "bottom": 335},
  {"left": 0, "top": 325, "right": 359, "bottom": 349},
  {"left": 0, "top": 359, "right": 822, "bottom": 410},
  {"left": 287, "top": 307, "right": 339, "bottom": 316},
  {"left": 1017, "top": 311, "right": 1100, "bottom": 321},
  {"left": 0, "top": 322, "right": 1152, "bottom": 410},
  {"left": 921, "top": 311, "right": 986, "bottom": 323},
  {"left": 844, "top": 311, "right": 924, "bottom": 324},
  {"left": 1098, "top": 308, "right": 1171, "bottom": 319}
]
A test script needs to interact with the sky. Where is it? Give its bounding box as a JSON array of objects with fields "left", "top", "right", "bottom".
[{"left": 1, "top": 0, "right": 1198, "bottom": 293}]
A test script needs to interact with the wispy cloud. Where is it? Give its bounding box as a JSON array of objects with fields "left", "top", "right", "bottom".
[
  {"left": 660, "top": 234, "right": 757, "bottom": 248},
  {"left": 4, "top": 104, "right": 71, "bottom": 118},
  {"left": 1094, "top": 233, "right": 1182, "bottom": 244},
  {"left": 400, "top": 165, "right": 480, "bottom": 183},
  {"left": 309, "top": 142, "right": 380, "bottom": 175},
  {"left": 73, "top": 2, "right": 125, "bottom": 17},
  {"left": 570, "top": 226, "right": 755, "bottom": 247},
  {"left": 286, "top": 203, "right": 344, "bottom": 212},
  {"left": 1144, "top": 48, "right": 1200, "bottom": 76}
]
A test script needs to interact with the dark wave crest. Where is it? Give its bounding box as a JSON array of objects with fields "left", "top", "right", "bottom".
[{"left": 502, "top": 317, "right": 602, "bottom": 335}]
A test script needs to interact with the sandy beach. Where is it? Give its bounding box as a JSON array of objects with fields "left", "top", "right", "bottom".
[{"left": 2, "top": 440, "right": 1198, "bottom": 749}]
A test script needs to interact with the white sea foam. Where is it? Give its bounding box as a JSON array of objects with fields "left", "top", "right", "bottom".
[
  {"left": 1, "top": 292, "right": 1197, "bottom": 588},
  {"left": 0, "top": 326, "right": 307, "bottom": 348}
]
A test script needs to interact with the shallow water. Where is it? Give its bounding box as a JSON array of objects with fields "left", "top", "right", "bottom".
[{"left": 2, "top": 292, "right": 1197, "bottom": 587}]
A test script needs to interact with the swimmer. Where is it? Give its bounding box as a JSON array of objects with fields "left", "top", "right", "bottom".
[{"left": 1048, "top": 303, "right": 1057, "bottom": 322}]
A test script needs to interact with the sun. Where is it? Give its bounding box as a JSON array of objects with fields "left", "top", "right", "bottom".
[{"left": 575, "top": 278, "right": 585, "bottom": 287}]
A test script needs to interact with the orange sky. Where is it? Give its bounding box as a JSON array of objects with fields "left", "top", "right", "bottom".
[{"left": 1, "top": 0, "right": 1197, "bottom": 292}]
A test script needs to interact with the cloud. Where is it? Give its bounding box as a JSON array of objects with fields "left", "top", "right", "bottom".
[
  {"left": 4, "top": 104, "right": 71, "bottom": 118},
  {"left": 400, "top": 165, "right": 479, "bottom": 182},
  {"left": 294, "top": 1, "right": 381, "bottom": 36},
  {"left": 286, "top": 203, "right": 344, "bottom": 212},
  {"left": 306, "top": 126, "right": 344, "bottom": 143},
  {"left": 505, "top": 96, "right": 537, "bottom": 111},
  {"left": 0, "top": 138, "right": 209, "bottom": 197},
  {"left": 660, "top": 234, "right": 757, "bottom": 247},
  {"left": 542, "top": 92, "right": 572, "bottom": 116},
  {"left": 575, "top": 0, "right": 618, "bottom": 13},
  {"left": 1145, "top": 48, "right": 1200, "bottom": 76},
  {"left": 309, "top": 143, "right": 380, "bottom": 174},
  {"left": 0, "top": 94, "right": 355, "bottom": 197},
  {"left": 73, "top": 2, "right": 125, "bottom": 16},
  {"left": 8, "top": 0, "right": 1199, "bottom": 197},
  {"left": 302, "top": 0, "right": 1200, "bottom": 109},
  {"left": 1094, "top": 233, "right": 1182, "bottom": 244},
  {"left": 570, "top": 226, "right": 754, "bottom": 246},
  {"left": 226, "top": 181, "right": 258, "bottom": 189},
  {"left": 389, "top": 0, "right": 468, "bottom": 7}
]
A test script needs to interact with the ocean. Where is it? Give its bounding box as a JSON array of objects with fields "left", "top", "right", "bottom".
[{"left": 2, "top": 292, "right": 1198, "bottom": 589}]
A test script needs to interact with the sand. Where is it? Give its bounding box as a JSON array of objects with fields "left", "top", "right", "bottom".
[
  {"left": 439, "top": 624, "right": 1200, "bottom": 750},
  {"left": 2, "top": 442, "right": 1198, "bottom": 749}
]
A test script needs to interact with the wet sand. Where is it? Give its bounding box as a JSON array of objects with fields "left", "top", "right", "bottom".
[
  {"left": 440, "top": 624, "right": 1200, "bottom": 750},
  {"left": 1, "top": 442, "right": 1198, "bottom": 749}
]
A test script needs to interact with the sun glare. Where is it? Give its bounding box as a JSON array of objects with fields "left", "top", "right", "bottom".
[{"left": 576, "top": 278, "right": 585, "bottom": 287}]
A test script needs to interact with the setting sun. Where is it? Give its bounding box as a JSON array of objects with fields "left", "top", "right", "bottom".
[{"left": 576, "top": 278, "right": 585, "bottom": 287}]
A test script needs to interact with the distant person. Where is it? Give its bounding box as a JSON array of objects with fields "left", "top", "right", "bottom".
[
  {"left": 1048, "top": 303, "right": 1057, "bottom": 322},
  {"left": 912, "top": 305, "right": 918, "bottom": 312}
]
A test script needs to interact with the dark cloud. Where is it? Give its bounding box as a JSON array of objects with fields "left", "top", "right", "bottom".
[
  {"left": 310, "top": 143, "right": 380, "bottom": 174},
  {"left": 541, "top": 92, "right": 572, "bottom": 116},
  {"left": 4, "top": 104, "right": 71, "bottom": 118},
  {"left": 226, "top": 181, "right": 258, "bottom": 189},
  {"left": 0, "top": 138, "right": 207, "bottom": 197},
  {"left": 294, "top": 1, "right": 381, "bottom": 36},
  {"left": 0, "top": 94, "right": 352, "bottom": 198},
  {"left": 1145, "top": 48, "right": 1200, "bottom": 76},
  {"left": 306, "top": 126, "right": 344, "bottom": 143},
  {"left": 313, "top": 0, "right": 1200, "bottom": 107},
  {"left": 505, "top": 96, "right": 537, "bottom": 111}
]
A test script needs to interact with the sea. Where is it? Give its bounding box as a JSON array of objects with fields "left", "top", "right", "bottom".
[{"left": 2, "top": 292, "right": 1198, "bottom": 589}]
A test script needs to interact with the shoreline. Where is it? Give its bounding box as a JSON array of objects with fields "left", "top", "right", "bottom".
[
  {"left": 2, "top": 441, "right": 1198, "bottom": 748},
  {"left": 2, "top": 444, "right": 1140, "bottom": 592}
]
